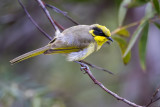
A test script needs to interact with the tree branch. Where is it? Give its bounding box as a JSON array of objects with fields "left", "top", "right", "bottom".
[
  {"left": 75, "top": 61, "right": 144, "bottom": 107},
  {"left": 80, "top": 60, "right": 113, "bottom": 75},
  {"left": 18, "top": 0, "right": 52, "bottom": 40},
  {"left": 35, "top": 0, "right": 60, "bottom": 36},
  {"left": 45, "top": 3, "right": 79, "bottom": 25},
  {"left": 146, "top": 87, "right": 160, "bottom": 107}
]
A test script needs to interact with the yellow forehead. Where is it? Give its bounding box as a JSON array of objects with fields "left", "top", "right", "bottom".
[{"left": 96, "top": 24, "right": 111, "bottom": 37}]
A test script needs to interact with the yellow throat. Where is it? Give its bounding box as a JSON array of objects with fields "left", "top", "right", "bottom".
[{"left": 89, "top": 24, "right": 111, "bottom": 48}]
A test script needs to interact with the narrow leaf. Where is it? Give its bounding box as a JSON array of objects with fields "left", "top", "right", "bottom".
[
  {"left": 123, "top": 19, "right": 147, "bottom": 58},
  {"left": 145, "top": 2, "right": 155, "bottom": 19},
  {"left": 113, "top": 36, "right": 131, "bottom": 64},
  {"left": 154, "top": 22, "right": 160, "bottom": 29},
  {"left": 118, "top": 0, "right": 131, "bottom": 26},
  {"left": 123, "top": 50, "right": 131, "bottom": 64},
  {"left": 114, "top": 0, "right": 122, "bottom": 8},
  {"left": 152, "top": 0, "right": 160, "bottom": 15},
  {"left": 116, "top": 28, "right": 130, "bottom": 37},
  {"left": 127, "top": 0, "right": 150, "bottom": 8},
  {"left": 139, "top": 22, "right": 149, "bottom": 71}
]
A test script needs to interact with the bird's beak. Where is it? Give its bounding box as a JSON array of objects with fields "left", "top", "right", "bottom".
[{"left": 107, "top": 36, "right": 113, "bottom": 42}]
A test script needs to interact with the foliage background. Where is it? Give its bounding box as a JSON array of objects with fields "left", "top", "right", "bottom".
[{"left": 0, "top": 0, "right": 160, "bottom": 107}]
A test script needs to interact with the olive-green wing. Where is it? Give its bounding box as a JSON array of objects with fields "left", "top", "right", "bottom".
[{"left": 43, "top": 47, "right": 81, "bottom": 55}]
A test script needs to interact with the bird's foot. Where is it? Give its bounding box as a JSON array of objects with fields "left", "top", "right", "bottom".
[{"left": 75, "top": 61, "right": 90, "bottom": 74}]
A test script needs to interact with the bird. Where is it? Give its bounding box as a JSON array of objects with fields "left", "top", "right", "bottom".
[{"left": 10, "top": 24, "right": 113, "bottom": 64}]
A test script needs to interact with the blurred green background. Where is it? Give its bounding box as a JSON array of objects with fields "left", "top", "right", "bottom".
[{"left": 0, "top": 0, "right": 160, "bottom": 107}]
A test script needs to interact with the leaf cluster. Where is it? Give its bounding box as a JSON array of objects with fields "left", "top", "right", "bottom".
[{"left": 113, "top": 0, "right": 160, "bottom": 70}]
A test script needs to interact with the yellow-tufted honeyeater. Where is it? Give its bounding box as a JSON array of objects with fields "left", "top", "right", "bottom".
[{"left": 10, "top": 24, "right": 113, "bottom": 64}]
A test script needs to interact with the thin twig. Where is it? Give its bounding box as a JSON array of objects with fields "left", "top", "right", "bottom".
[
  {"left": 75, "top": 61, "right": 143, "bottom": 107},
  {"left": 52, "top": 19, "right": 65, "bottom": 30},
  {"left": 18, "top": 0, "right": 52, "bottom": 40},
  {"left": 111, "top": 17, "right": 160, "bottom": 36},
  {"left": 46, "top": 4, "right": 68, "bottom": 15},
  {"left": 151, "top": 97, "right": 160, "bottom": 105},
  {"left": 111, "top": 21, "right": 140, "bottom": 35},
  {"left": 36, "top": 0, "right": 60, "bottom": 35},
  {"left": 80, "top": 60, "right": 113, "bottom": 75},
  {"left": 146, "top": 87, "right": 160, "bottom": 107},
  {"left": 45, "top": 3, "right": 79, "bottom": 25}
]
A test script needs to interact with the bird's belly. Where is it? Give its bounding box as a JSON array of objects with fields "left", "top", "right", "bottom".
[{"left": 66, "top": 43, "right": 97, "bottom": 61}]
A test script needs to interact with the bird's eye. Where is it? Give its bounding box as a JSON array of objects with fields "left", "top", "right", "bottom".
[{"left": 92, "top": 27, "right": 106, "bottom": 36}]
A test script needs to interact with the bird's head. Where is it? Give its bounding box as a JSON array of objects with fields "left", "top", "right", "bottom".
[{"left": 89, "top": 24, "right": 113, "bottom": 45}]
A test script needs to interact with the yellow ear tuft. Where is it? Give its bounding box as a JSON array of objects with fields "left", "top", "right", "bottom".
[{"left": 89, "top": 29, "right": 96, "bottom": 37}]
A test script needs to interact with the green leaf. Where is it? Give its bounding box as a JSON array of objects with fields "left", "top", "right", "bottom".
[
  {"left": 123, "top": 50, "right": 131, "bottom": 64},
  {"left": 113, "top": 36, "right": 131, "bottom": 64},
  {"left": 118, "top": 0, "right": 131, "bottom": 26},
  {"left": 116, "top": 28, "right": 130, "bottom": 37},
  {"left": 127, "top": 0, "right": 150, "bottom": 8},
  {"left": 145, "top": 2, "right": 155, "bottom": 19},
  {"left": 154, "top": 22, "right": 160, "bottom": 29},
  {"left": 114, "top": 0, "right": 122, "bottom": 8},
  {"left": 152, "top": 0, "right": 160, "bottom": 15},
  {"left": 123, "top": 19, "right": 148, "bottom": 58},
  {"left": 139, "top": 22, "right": 149, "bottom": 71}
]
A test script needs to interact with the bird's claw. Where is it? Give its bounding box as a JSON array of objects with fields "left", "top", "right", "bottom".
[
  {"left": 80, "top": 64, "right": 90, "bottom": 74},
  {"left": 74, "top": 61, "right": 90, "bottom": 74},
  {"left": 80, "top": 66, "right": 87, "bottom": 74}
]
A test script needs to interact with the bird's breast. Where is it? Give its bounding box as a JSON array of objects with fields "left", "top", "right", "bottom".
[{"left": 66, "top": 42, "right": 98, "bottom": 61}]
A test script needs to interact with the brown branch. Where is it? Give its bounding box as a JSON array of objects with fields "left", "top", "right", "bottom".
[
  {"left": 35, "top": 0, "right": 60, "bottom": 35},
  {"left": 146, "top": 87, "right": 160, "bottom": 107},
  {"left": 75, "top": 61, "right": 144, "bottom": 107},
  {"left": 80, "top": 60, "right": 113, "bottom": 75},
  {"left": 18, "top": 0, "right": 52, "bottom": 40},
  {"left": 53, "top": 19, "right": 65, "bottom": 30},
  {"left": 45, "top": 3, "right": 80, "bottom": 25},
  {"left": 151, "top": 97, "right": 160, "bottom": 105}
]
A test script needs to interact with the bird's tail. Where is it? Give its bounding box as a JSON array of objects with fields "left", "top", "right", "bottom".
[{"left": 10, "top": 45, "right": 50, "bottom": 64}]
